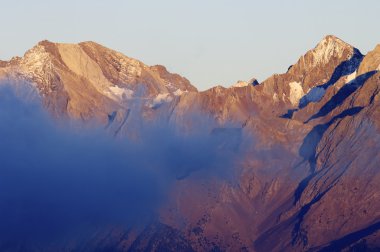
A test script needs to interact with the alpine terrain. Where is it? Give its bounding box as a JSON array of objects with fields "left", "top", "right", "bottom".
[{"left": 0, "top": 35, "right": 380, "bottom": 251}]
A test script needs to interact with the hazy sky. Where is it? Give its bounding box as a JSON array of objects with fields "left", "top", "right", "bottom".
[{"left": 1, "top": 0, "right": 380, "bottom": 90}]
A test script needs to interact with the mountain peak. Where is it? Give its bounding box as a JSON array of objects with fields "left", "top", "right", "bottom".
[
  {"left": 322, "top": 34, "right": 344, "bottom": 42},
  {"left": 319, "top": 35, "right": 350, "bottom": 46},
  {"left": 231, "top": 80, "right": 249, "bottom": 88},
  {"left": 230, "top": 78, "right": 259, "bottom": 88},
  {"left": 37, "top": 39, "right": 54, "bottom": 46},
  {"left": 0, "top": 40, "right": 198, "bottom": 119},
  {"left": 312, "top": 35, "right": 355, "bottom": 65}
]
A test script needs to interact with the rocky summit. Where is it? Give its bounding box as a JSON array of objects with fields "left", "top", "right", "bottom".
[{"left": 0, "top": 35, "right": 380, "bottom": 251}]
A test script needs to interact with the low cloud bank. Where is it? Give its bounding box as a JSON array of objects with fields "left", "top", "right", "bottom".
[{"left": 0, "top": 84, "right": 242, "bottom": 248}]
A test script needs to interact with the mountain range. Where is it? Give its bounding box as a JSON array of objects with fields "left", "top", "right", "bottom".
[{"left": 0, "top": 35, "right": 380, "bottom": 251}]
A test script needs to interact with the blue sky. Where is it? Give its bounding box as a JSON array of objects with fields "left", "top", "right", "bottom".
[{"left": 1, "top": 0, "right": 380, "bottom": 90}]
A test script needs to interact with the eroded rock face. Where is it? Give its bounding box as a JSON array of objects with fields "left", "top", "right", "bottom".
[{"left": 1, "top": 36, "right": 380, "bottom": 251}]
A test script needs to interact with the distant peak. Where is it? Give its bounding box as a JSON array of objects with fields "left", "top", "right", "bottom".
[
  {"left": 322, "top": 34, "right": 341, "bottom": 41},
  {"left": 310, "top": 35, "right": 355, "bottom": 66},
  {"left": 38, "top": 39, "right": 53, "bottom": 44},
  {"left": 230, "top": 78, "right": 259, "bottom": 88},
  {"left": 249, "top": 78, "right": 260, "bottom": 86},
  {"left": 231, "top": 81, "right": 249, "bottom": 88},
  {"left": 316, "top": 35, "right": 353, "bottom": 51},
  {"left": 374, "top": 44, "right": 380, "bottom": 52},
  {"left": 37, "top": 40, "right": 56, "bottom": 47}
]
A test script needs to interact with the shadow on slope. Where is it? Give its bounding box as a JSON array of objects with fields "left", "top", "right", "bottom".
[
  {"left": 305, "top": 71, "right": 377, "bottom": 123},
  {"left": 299, "top": 48, "right": 364, "bottom": 109},
  {"left": 291, "top": 107, "right": 364, "bottom": 247},
  {"left": 254, "top": 107, "right": 365, "bottom": 251},
  {"left": 281, "top": 49, "right": 364, "bottom": 119},
  {"left": 295, "top": 106, "right": 364, "bottom": 203},
  {"left": 317, "top": 221, "right": 380, "bottom": 252}
]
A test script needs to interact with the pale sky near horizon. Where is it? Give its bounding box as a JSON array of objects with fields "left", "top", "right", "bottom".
[{"left": 1, "top": 0, "right": 380, "bottom": 90}]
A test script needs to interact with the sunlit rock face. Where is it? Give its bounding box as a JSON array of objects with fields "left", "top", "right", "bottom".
[
  {"left": 0, "top": 36, "right": 380, "bottom": 251},
  {"left": 0, "top": 40, "right": 196, "bottom": 123}
]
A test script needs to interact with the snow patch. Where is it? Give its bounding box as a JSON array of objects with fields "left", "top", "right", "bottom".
[
  {"left": 230, "top": 79, "right": 258, "bottom": 88},
  {"left": 288, "top": 82, "right": 304, "bottom": 106},
  {"left": 108, "top": 86, "right": 134, "bottom": 101},
  {"left": 174, "top": 89, "right": 187, "bottom": 96},
  {"left": 231, "top": 81, "right": 249, "bottom": 88},
  {"left": 312, "top": 36, "right": 351, "bottom": 67},
  {"left": 346, "top": 71, "right": 357, "bottom": 83},
  {"left": 150, "top": 93, "right": 173, "bottom": 108}
]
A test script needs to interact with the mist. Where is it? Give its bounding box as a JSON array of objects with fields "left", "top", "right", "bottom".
[{"left": 0, "top": 84, "right": 242, "bottom": 249}]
